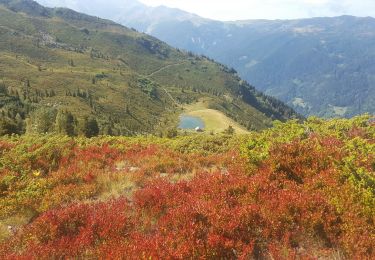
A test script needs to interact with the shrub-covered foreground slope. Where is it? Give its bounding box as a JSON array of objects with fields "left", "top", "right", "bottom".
[
  {"left": 0, "top": 0, "right": 298, "bottom": 137},
  {"left": 0, "top": 115, "right": 374, "bottom": 259}
]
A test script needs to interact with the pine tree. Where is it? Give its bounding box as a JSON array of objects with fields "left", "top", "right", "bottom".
[
  {"left": 224, "top": 125, "right": 235, "bottom": 135},
  {"left": 26, "top": 107, "right": 57, "bottom": 134},
  {"left": 0, "top": 117, "right": 18, "bottom": 135},
  {"left": 80, "top": 117, "right": 99, "bottom": 137},
  {"left": 15, "top": 113, "right": 24, "bottom": 134},
  {"left": 103, "top": 125, "right": 113, "bottom": 136},
  {"left": 55, "top": 109, "right": 75, "bottom": 136}
]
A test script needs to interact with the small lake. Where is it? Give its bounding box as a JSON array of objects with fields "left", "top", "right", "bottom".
[{"left": 179, "top": 115, "right": 205, "bottom": 130}]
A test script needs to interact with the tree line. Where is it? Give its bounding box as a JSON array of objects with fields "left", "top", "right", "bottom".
[{"left": 25, "top": 107, "right": 99, "bottom": 137}]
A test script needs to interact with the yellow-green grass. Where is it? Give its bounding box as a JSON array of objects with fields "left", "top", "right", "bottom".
[
  {"left": 0, "top": 212, "right": 35, "bottom": 242},
  {"left": 0, "top": 3, "right": 298, "bottom": 136},
  {"left": 183, "top": 99, "right": 249, "bottom": 134}
]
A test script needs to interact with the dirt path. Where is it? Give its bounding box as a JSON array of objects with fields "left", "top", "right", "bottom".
[
  {"left": 147, "top": 62, "right": 187, "bottom": 77},
  {"left": 162, "top": 87, "right": 180, "bottom": 106},
  {"left": 145, "top": 62, "right": 187, "bottom": 106}
]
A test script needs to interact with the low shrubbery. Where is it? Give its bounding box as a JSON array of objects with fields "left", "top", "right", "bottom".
[{"left": 0, "top": 116, "right": 373, "bottom": 258}]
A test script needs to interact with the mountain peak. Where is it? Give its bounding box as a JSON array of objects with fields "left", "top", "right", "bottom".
[
  {"left": 0, "top": 0, "right": 50, "bottom": 16},
  {"left": 0, "top": 0, "right": 298, "bottom": 136}
]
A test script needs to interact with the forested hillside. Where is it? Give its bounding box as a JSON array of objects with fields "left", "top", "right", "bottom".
[
  {"left": 43, "top": 0, "right": 375, "bottom": 117},
  {"left": 0, "top": 0, "right": 298, "bottom": 137}
]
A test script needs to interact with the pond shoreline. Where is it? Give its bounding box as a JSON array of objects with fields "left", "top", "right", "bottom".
[{"left": 178, "top": 115, "right": 205, "bottom": 130}]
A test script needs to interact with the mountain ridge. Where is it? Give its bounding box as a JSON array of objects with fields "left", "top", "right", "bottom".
[
  {"left": 0, "top": 0, "right": 298, "bottom": 136},
  {"left": 36, "top": 0, "right": 375, "bottom": 118}
]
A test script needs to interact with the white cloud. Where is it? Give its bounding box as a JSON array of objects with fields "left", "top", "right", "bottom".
[{"left": 139, "top": 0, "right": 375, "bottom": 20}]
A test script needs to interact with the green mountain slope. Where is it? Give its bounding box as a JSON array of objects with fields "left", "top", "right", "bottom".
[
  {"left": 0, "top": 0, "right": 298, "bottom": 136},
  {"left": 139, "top": 16, "right": 375, "bottom": 118},
  {"left": 44, "top": 0, "right": 375, "bottom": 118}
]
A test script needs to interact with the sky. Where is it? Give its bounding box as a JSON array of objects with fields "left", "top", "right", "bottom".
[{"left": 138, "top": 0, "right": 375, "bottom": 20}]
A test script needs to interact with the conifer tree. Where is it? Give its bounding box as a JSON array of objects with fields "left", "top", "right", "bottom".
[
  {"left": 55, "top": 109, "right": 75, "bottom": 136},
  {"left": 26, "top": 107, "right": 57, "bottom": 134},
  {"left": 80, "top": 116, "right": 99, "bottom": 137}
]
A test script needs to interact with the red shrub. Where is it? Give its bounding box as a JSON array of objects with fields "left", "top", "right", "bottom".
[{"left": 1, "top": 135, "right": 373, "bottom": 259}]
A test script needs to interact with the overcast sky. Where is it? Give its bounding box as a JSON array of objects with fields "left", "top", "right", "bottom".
[{"left": 139, "top": 0, "right": 375, "bottom": 20}]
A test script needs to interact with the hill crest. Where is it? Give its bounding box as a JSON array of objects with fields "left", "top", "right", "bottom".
[{"left": 0, "top": 0, "right": 299, "bottom": 136}]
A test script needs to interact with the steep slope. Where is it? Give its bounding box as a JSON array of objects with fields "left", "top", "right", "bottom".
[
  {"left": 0, "top": 0, "right": 298, "bottom": 136},
  {"left": 40, "top": 0, "right": 375, "bottom": 118},
  {"left": 147, "top": 16, "right": 375, "bottom": 118}
]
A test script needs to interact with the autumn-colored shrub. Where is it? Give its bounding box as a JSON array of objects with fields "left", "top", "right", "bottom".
[
  {"left": 0, "top": 116, "right": 374, "bottom": 258},
  {"left": 1, "top": 198, "right": 132, "bottom": 258}
]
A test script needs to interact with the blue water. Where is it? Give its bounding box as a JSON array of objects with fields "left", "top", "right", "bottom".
[{"left": 179, "top": 115, "right": 205, "bottom": 130}]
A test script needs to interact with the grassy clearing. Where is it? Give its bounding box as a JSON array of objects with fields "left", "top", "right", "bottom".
[{"left": 183, "top": 99, "right": 249, "bottom": 134}]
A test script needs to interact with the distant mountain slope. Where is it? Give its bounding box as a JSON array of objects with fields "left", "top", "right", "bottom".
[
  {"left": 0, "top": 0, "right": 297, "bottom": 136},
  {"left": 38, "top": 0, "right": 375, "bottom": 117},
  {"left": 147, "top": 15, "right": 375, "bottom": 118}
]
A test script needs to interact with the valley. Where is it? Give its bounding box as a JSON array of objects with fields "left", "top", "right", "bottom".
[
  {"left": 0, "top": 1, "right": 373, "bottom": 259},
  {"left": 0, "top": 0, "right": 298, "bottom": 137},
  {"left": 40, "top": 0, "right": 375, "bottom": 118}
]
